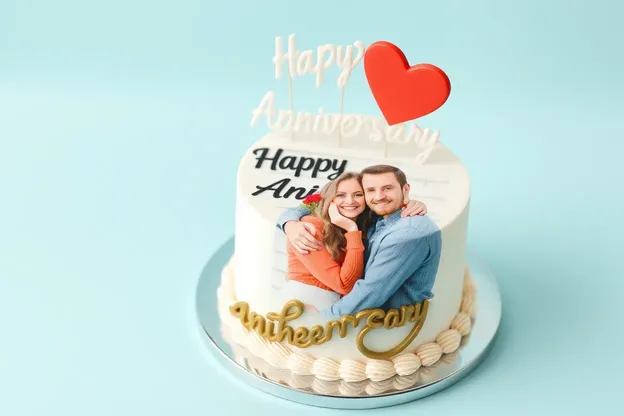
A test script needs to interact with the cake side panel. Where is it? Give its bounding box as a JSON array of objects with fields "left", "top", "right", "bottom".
[
  {"left": 233, "top": 146, "right": 291, "bottom": 314},
  {"left": 234, "top": 186, "right": 284, "bottom": 314},
  {"left": 230, "top": 132, "right": 470, "bottom": 361}
]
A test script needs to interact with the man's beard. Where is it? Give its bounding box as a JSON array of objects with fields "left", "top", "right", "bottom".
[{"left": 369, "top": 192, "right": 403, "bottom": 216}]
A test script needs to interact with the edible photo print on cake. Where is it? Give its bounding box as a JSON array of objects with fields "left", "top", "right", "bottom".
[{"left": 273, "top": 164, "right": 442, "bottom": 318}]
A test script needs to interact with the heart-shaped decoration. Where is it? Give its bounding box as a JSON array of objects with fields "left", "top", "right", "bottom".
[{"left": 364, "top": 41, "right": 451, "bottom": 126}]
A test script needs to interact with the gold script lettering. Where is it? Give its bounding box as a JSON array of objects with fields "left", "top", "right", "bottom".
[
  {"left": 229, "top": 298, "right": 429, "bottom": 360},
  {"left": 356, "top": 300, "right": 429, "bottom": 359},
  {"left": 384, "top": 309, "right": 400, "bottom": 329}
]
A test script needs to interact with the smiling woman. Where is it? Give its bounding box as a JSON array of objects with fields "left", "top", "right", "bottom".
[{"left": 277, "top": 172, "right": 368, "bottom": 310}]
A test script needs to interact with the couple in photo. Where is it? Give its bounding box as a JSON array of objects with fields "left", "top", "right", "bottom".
[{"left": 276, "top": 164, "right": 442, "bottom": 317}]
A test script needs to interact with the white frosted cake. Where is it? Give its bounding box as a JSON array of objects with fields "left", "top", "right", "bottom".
[{"left": 217, "top": 35, "right": 476, "bottom": 382}]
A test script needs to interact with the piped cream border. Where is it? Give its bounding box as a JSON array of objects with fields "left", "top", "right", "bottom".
[{"left": 217, "top": 256, "right": 476, "bottom": 382}]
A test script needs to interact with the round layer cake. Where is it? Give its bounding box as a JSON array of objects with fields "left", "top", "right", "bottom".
[{"left": 218, "top": 121, "right": 474, "bottom": 380}]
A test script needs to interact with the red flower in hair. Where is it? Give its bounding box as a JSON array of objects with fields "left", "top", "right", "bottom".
[{"left": 301, "top": 193, "right": 321, "bottom": 212}]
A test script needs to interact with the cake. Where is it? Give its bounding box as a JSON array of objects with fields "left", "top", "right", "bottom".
[{"left": 217, "top": 35, "right": 476, "bottom": 383}]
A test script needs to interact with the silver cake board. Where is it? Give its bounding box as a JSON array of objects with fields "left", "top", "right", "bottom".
[{"left": 196, "top": 236, "right": 502, "bottom": 410}]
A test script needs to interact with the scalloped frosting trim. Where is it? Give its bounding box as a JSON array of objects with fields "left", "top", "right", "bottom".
[
  {"left": 217, "top": 258, "right": 476, "bottom": 382},
  {"left": 231, "top": 341, "right": 461, "bottom": 396}
]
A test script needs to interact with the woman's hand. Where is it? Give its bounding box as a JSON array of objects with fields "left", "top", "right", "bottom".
[
  {"left": 401, "top": 200, "right": 427, "bottom": 217},
  {"left": 328, "top": 203, "right": 358, "bottom": 231}
]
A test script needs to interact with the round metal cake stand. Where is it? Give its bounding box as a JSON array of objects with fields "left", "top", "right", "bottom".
[{"left": 195, "top": 237, "right": 502, "bottom": 410}]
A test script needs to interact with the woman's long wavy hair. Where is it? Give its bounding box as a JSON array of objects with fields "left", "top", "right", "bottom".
[{"left": 313, "top": 172, "right": 374, "bottom": 261}]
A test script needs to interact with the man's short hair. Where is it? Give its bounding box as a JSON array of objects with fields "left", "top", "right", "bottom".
[{"left": 360, "top": 165, "right": 408, "bottom": 187}]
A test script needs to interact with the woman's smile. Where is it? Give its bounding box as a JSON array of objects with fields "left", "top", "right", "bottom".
[{"left": 339, "top": 204, "right": 362, "bottom": 215}]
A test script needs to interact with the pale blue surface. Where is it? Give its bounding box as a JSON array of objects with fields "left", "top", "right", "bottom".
[{"left": 1, "top": 0, "right": 622, "bottom": 414}]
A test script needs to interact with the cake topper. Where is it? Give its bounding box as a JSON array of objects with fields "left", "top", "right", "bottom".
[
  {"left": 250, "top": 35, "right": 444, "bottom": 163},
  {"left": 364, "top": 41, "right": 451, "bottom": 126}
]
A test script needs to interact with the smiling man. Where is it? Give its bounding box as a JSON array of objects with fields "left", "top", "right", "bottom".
[{"left": 276, "top": 164, "right": 442, "bottom": 316}]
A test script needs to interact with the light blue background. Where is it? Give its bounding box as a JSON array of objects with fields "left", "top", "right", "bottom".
[{"left": 1, "top": 0, "right": 622, "bottom": 414}]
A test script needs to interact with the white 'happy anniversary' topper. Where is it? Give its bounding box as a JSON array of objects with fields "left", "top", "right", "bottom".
[{"left": 250, "top": 34, "right": 440, "bottom": 162}]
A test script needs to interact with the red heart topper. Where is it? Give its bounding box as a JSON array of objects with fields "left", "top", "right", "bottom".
[{"left": 364, "top": 41, "right": 451, "bottom": 126}]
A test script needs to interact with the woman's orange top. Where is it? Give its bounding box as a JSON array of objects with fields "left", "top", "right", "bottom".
[{"left": 286, "top": 215, "right": 365, "bottom": 295}]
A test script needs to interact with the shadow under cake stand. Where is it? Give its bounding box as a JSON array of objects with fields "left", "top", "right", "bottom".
[{"left": 195, "top": 237, "right": 502, "bottom": 410}]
